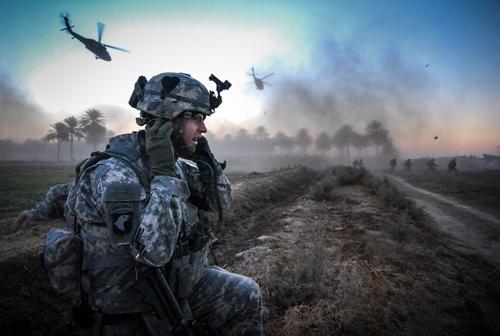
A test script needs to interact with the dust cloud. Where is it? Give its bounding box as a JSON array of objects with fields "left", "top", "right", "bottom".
[
  {"left": 247, "top": 39, "right": 436, "bottom": 149},
  {"left": 0, "top": 72, "right": 54, "bottom": 142}
]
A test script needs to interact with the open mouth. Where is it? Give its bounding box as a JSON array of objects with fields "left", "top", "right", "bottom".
[{"left": 192, "top": 136, "right": 200, "bottom": 145}]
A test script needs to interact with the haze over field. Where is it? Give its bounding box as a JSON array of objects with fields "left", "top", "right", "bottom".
[{"left": 1, "top": 0, "right": 499, "bottom": 158}]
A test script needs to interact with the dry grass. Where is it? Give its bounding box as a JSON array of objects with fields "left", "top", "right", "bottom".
[
  {"left": 263, "top": 167, "right": 500, "bottom": 336},
  {"left": 310, "top": 176, "right": 339, "bottom": 202},
  {"left": 332, "top": 166, "right": 370, "bottom": 186},
  {"left": 264, "top": 242, "right": 328, "bottom": 314},
  {"left": 267, "top": 259, "right": 391, "bottom": 336}
]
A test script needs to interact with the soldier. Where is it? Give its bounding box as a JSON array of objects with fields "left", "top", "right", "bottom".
[
  {"left": 63, "top": 72, "right": 263, "bottom": 335},
  {"left": 448, "top": 158, "right": 458, "bottom": 172},
  {"left": 352, "top": 158, "right": 359, "bottom": 168},
  {"left": 403, "top": 159, "right": 412, "bottom": 172},
  {"left": 427, "top": 158, "right": 437, "bottom": 171},
  {"left": 15, "top": 183, "right": 71, "bottom": 231},
  {"left": 389, "top": 158, "right": 397, "bottom": 171}
]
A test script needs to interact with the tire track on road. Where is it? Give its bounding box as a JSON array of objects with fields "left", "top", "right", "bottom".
[{"left": 385, "top": 174, "right": 500, "bottom": 268}]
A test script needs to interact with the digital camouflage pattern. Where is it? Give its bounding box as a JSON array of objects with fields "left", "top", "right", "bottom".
[
  {"left": 66, "top": 132, "right": 262, "bottom": 334},
  {"left": 26, "top": 183, "right": 71, "bottom": 221},
  {"left": 42, "top": 227, "right": 81, "bottom": 297},
  {"left": 136, "top": 72, "right": 213, "bottom": 119}
]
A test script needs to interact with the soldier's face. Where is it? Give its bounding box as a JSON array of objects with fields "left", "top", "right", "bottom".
[{"left": 182, "top": 113, "right": 207, "bottom": 153}]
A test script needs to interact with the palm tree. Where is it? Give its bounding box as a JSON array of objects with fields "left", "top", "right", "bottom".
[
  {"left": 64, "top": 116, "right": 84, "bottom": 162},
  {"left": 315, "top": 132, "right": 332, "bottom": 155},
  {"left": 254, "top": 126, "right": 269, "bottom": 141},
  {"left": 351, "top": 130, "right": 368, "bottom": 158},
  {"left": 80, "top": 109, "right": 107, "bottom": 151},
  {"left": 45, "top": 122, "right": 69, "bottom": 162},
  {"left": 332, "top": 124, "right": 355, "bottom": 160},
  {"left": 273, "top": 132, "right": 294, "bottom": 154},
  {"left": 295, "top": 128, "right": 312, "bottom": 154},
  {"left": 365, "top": 120, "right": 389, "bottom": 157}
]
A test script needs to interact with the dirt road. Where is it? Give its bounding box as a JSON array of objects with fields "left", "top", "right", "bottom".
[
  {"left": 2, "top": 167, "right": 500, "bottom": 335},
  {"left": 385, "top": 174, "right": 500, "bottom": 268}
]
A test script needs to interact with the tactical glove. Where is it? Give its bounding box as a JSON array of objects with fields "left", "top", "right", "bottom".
[
  {"left": 188, "top": 136, "right": 221, "bottom": 185},
  {"left": 145, "top": 119, "right": 176, "bottom": 178},
  {"left": 186, "top": 136, "right": 225, "bottom": 217}
]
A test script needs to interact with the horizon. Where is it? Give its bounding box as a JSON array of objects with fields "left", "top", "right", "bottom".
[{"left": 1, "top": 0, "right": 499, "bottom": 158}]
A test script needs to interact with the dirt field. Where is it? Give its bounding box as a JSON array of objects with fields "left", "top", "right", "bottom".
[
  {"left": 1, "top": 164, "right": 499, "bottom": 335},
  {"left": 390, "top": 170, "right": 500, "bottom": 218}
]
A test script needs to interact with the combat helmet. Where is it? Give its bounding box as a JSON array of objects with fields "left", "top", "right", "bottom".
[{"left": 128, "top": 72, "right": 211, "bottom": 124}]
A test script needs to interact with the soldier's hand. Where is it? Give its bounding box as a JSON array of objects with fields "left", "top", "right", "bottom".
[
  {"left": 192, "top": 135, "right": 213, "bottom": 161},
  {"left": 145, "top": 119, "right": 176, "bottom": 178},
  {"left": 14, "top": 210, "right": 29, "bottom": 232}
]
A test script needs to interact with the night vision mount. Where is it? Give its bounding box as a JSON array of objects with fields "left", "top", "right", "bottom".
[{"left": 209, "top": 74, "right": 231, "bottom": 111}]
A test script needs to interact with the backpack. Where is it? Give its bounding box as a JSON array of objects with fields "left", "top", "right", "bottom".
[{"left": 40, "top": 144, "right": 149, "bottom": 298}]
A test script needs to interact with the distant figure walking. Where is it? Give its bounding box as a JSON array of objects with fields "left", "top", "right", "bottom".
[
  {"left": 427, "top": 158, "right": 437, "bottom": 172},
  {"left": 390, "top": 158, "right": 397, "bottom": 171},
  {"left": 448, "top": 158, "right": 458, "bottom": 173},
  {"left": 403, "top": 159, "right": 412, "bottom": 172}
]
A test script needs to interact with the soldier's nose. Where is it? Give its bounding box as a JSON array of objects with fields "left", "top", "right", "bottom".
[{"left": 198, "top": 121, "right": 207, "bottom": 133}]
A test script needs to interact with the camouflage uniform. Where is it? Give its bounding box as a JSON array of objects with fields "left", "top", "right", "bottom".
[
  {"left": 448, "top": 158, "right": 457, "bottom": 172},
  {"left": 427, "top": 159, "right": 437, "bottom": 171},
  {"left": 26, "top": 183, "right": 71, "bottom": 221},
  {"left": 403, "top": 159, "right": 412, "bottom": 171},
  {"left": 68, "top": 132, "right": 263, "bottom": 335}
]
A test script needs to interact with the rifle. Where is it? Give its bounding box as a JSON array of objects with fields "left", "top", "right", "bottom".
[{"left": 135, "top": 267, "right": 196, "bottom": 336}]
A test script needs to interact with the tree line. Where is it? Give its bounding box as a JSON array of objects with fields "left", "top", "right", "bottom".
[
  {"left": 45, "top": 109, "right": 107, "bottom": 161},
  {"left": 1, "top": 116, "right": 396, "bottom": 162},
  {"left": 209, "top": 120, "right": 397, "bottom": 160}
]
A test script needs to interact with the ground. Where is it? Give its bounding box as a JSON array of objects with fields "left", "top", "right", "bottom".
[{"left": 0, "top": 163, "right": 499, "bottom": 335}]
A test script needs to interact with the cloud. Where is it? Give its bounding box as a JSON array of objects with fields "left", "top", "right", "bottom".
[
  {"left": 0, "top": 71, "right": 54, "bottom": 141},
  {"left": 93, "top": 104, "right": 137, "bottom": 135},
  {"left": 253, "top": 39, "right": 436, "bottom": 142}
]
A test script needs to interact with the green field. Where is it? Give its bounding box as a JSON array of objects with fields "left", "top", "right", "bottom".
[
  {"left": 0, "top": 162, "right": 75, "bottom": 218},
  {"left": 0, "top": 162, "right": 247, "bottom": 219}
]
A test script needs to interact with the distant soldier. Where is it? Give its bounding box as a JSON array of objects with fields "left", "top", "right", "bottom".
[
  {"left": 353, "top": 159, "right": 359, "bottom": 168},
  {"left": 448, "top": 158, "right": 458, "bottom": 172},
  {"left": 390, "top": 158, "right": 397, "bottom": 171},
  {"left": 15, "top": 183, "right": 71, "bottom": 231},
  {"left": 403, "top": 159, "right": 412, "bottom": 172},
  {"left": 427, "top": 158, "right": 437, "bottom": 172}
]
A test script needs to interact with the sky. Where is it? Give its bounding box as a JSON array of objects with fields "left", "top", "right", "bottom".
[{"left": 0, "top": 0, "right": 499, "bottom": 157}]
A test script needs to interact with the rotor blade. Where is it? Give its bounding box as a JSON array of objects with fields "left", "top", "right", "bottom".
[
  {"left": 261, "top": 73, "right": 274, "bottom": 80},
  {"left": 59, "top": 12, "right": 71, "bottom": 28},
  {"left": 97, "top": 22, "right": 105, "bottom": 42},
  {"left": 263, "top": 81, "right": 272, "bottom": 86},
  {"left": 103, "top": 44, "right": 131, "bottom": 53},
  {"left": 59, "top": 11, "right": 71, "bottom": 20}
]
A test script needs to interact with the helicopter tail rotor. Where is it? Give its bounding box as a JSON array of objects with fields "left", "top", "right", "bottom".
[
  {"left": 97, "top": 22, "right": 105, "bottom": 43},
  {"left": 59, "top": 12, "right": 74, "bottom": 32}
]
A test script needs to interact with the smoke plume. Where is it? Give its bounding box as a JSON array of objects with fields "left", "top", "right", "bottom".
[
  {"left": 257, "top": 39, "right": 435, "bottom": 143},
  {"left": 0, "top": 71, "right": 54, "bottom": 141}
]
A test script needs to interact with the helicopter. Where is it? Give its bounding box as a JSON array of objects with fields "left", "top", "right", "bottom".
[
  {"left": 59, "top": 12, "right": 130, "bottom": 61},
  {"left": 247, "top": 67, "right": 274, "bottom": 90}
]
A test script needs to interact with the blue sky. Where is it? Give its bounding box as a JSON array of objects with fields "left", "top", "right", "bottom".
[{"left": 1, "top": 0, "right": 499, "bottom": 156}]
